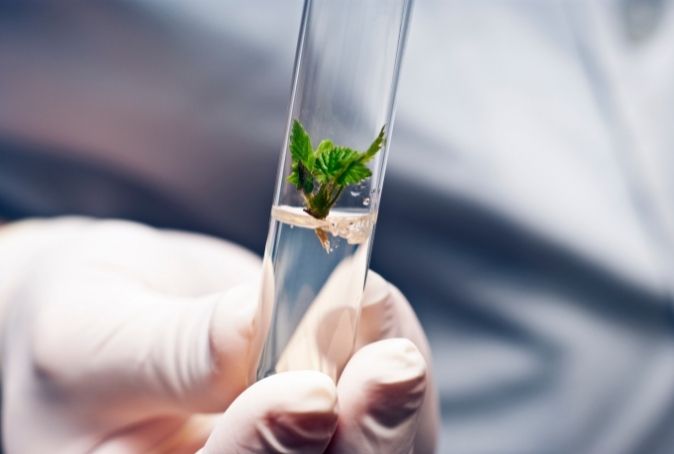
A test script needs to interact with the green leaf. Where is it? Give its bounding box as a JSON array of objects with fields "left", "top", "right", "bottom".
[
  {"left": 286, "top": 120, "right": 386, "bottom": 224},
  {"left": 337, "top": 161, "right": 372, "bottom": 185},
  {"left": 287, "top": 120, "right": 316, "bottom": 194},
  {"left": 289, "top": 120, "right": 314, "bottom": 170},
  {"left": 315, "top": 139, "right": 335, "bottom": 156},
  {"left": 315, "top": 146, "right": 358, "bottom": 183},
  {"left": 359, "top": 125, "right": 385, "bottom": 163},
  {"left": 287, "top": 161, "right": 314, "bottom": 194},
  {"left": 287, "top": 166, "right": 300, "bottom": 187},
  {"left": 300, "top": 164, "right": 314, "bottom": 193}
]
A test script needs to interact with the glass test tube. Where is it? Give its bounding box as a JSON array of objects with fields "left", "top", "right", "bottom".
[{"left": 256, "top": 0, "right": 413, "bottom": 381}]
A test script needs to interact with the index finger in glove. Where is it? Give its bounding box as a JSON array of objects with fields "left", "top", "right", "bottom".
[
  {"left": 349, "top": 271, "right": 440, "bottom": 453},
  {"left": 20, "top": 220, "right": 265, "bottom": 418}
]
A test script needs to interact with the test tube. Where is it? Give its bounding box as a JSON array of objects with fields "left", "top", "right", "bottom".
[{"left": 256, "top": 0, "right": 414, "bottom": 381}]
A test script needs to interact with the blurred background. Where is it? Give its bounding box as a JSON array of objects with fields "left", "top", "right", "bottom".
[{"left": 1, "top": 0, "right": 674, "bottom": 452}]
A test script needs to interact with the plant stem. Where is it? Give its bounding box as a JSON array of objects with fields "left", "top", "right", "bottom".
[{"left": 327, "top": 186, "right": 344, "bottom": 208}]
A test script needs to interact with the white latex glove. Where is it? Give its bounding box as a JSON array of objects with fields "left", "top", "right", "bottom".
[{"left": 0, "top": 218, "right": 438, "bottom": 453}]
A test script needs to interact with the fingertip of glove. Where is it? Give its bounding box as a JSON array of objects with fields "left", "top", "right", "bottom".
[
  {"left": 345, "top": 338, "right": 427, "bottom": 424},
  {"left": 330, "top": 339, "right": 428, "bottom": 453},
  {"left": 266, "top": 370, "right": 338, "bottom": 414},
  {"left": 203, "top": 372, "right": 338, "bottom": 453},
  {"left": 370, "top": 338, "right": 427, "bottom": 386},
  {"left": 256, "top": 371, "right": 338, "bottom": 451}
]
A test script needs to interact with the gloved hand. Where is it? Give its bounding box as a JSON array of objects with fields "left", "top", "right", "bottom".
[{"left": 0, "top": 218, "right": 438, "bottom": 453}]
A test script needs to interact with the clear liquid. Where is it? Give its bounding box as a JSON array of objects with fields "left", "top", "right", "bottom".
[{"left": 256, "top": 205, "right": 376, "bottom": 381}]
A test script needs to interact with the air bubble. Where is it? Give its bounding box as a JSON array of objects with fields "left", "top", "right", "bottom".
[{"left": 363, "top": 197, "right": 371, "bottom": 207}]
